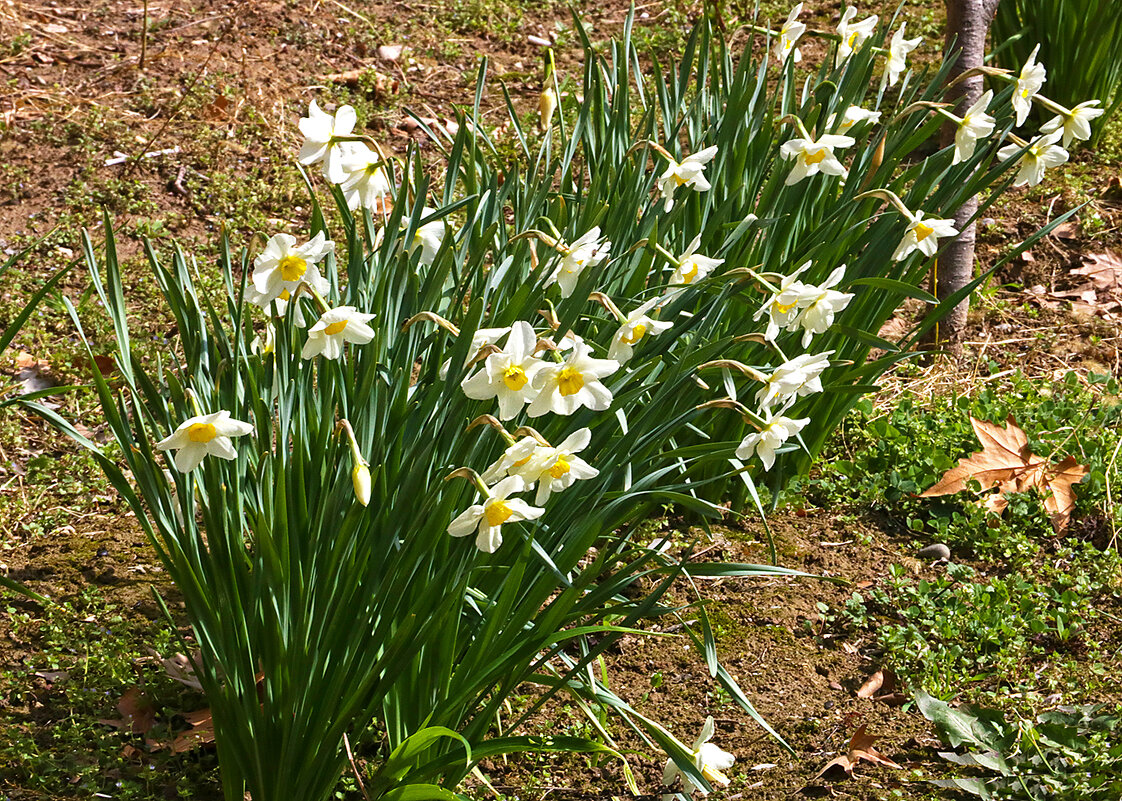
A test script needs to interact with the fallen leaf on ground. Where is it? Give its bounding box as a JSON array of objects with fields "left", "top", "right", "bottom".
[
  {"left": 919, "top": 416, "right": 1088, "bottom": 532},
  {"left": 99, "top": 686, "right": 157, "bottom": 735},
  {"left": 814, "top": 725, "right": 903, "bottom": 779},
  {"left": 1071, "top": 251, "right": 1122, "bottom": 292}
]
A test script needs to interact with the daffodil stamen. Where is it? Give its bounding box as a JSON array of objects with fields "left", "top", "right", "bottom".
[
  {"left": 548, "top": 457, "right": 571, "bottom": 479},
  {"left": 502, "top": 365, "right": 529, "bottom": 391},
  {"left": 485, "top": 499, "right": 514, "bottom": 526},
  {"left": 188, "top": 423, "right": 218, "bottom": 443},
  {"left": 278, "top": 255, "right": 308, "bottom": 282},
  {"left": 557, "top": 367, "right": 585, "bottom": 396}
]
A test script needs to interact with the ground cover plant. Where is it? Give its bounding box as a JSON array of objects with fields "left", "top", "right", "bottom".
[{"left": 2, "top": 1, "right": 1122, "bottom": 798}]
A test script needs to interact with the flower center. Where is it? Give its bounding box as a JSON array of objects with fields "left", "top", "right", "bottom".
[
  {"left": 549, "top": 456, "right": 571, "bottom": 479},
  {"left": 278, "top": 289, "right": 291, "bottom": 301},
  {"left": 914, "top": 222, "right": 935, "bottom": 242},
  {"left": 502, "top": 365, "right": 529, "bottom": 391},
  {"left": 682, "top": 260, "right": 700, "bottom": 282},
  {"left": 187, "top": 423, "right": 217, "bottom": 443},
  {"left": 701, "top": 764, "right": 730, "bottom": 785},
  {"left": 621, "top": 323, "right": 648, "bottom": 345},
  {"left": 279, "top": 255, "right": 308, "bottom": 282},
  {"left": 847, "top": 31, "right": 859, "bottom": 48},
  {"left": 775, "top": 299, "right": 798, "bottom": 314},
  {"left": 674, "top": 172, "right": 690, "bottom": 186},
  {"left": 324, "top": 320, "right": 349, "bottom": 336},
  {"left": 804, "top": 147, "right": 828, "bottom": 166},
  {"left": 485, "top": 499, "right": 514, "bottom": 527},
  {"left": 512, "top": 455, "right": 533, "bottom": 468},
  {"left": 557, "top": 367, "right": 585, "bottom": 396}
]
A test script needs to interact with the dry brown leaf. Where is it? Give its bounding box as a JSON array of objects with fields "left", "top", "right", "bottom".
[
  {"left": 814, "top": 725, "right": 903, "bottom": 779},
  {"left": 99, "top": 687, "right": 157, "bottom": 735},
  {"left": 919, "top": 416, "right": 1088, "bottom": 532},
  {"left": 856, "top": 670, "right": 884, "bottom": 699},
  {"left": 1072, "top": 252, "right": 1122, "bottom": 292}
]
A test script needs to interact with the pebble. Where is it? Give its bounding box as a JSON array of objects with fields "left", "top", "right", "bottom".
[{"left": 917, "top": 543, "right": 951, "bottom": 561}]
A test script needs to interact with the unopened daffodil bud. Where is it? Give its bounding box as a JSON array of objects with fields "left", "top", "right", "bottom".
[
  {"left": 539, "top": 87, "right": 557, "bottom": 132},
  {"left": 352, "top": 462, "right": 372, "bottom": 507}
]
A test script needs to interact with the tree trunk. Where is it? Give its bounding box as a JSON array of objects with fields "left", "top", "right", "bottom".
[{"left": 928, "top": 0, "right": 1002, "bottom": 350}]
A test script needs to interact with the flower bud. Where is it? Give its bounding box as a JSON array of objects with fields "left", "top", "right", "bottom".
[
  {"left": 539, "top": 87, "right": 557, "bottom": 131},
  {"left": 352, "top": 463, "right": 371, "bottom": 507}
]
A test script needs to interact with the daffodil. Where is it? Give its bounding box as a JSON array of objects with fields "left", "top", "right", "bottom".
[
  {"left": 753, "top": 262, "right": 809, "bottom": 341},
  {"left": 883, "top": 23, "right": 921, "bottom": 87},
  {"left": 892, "top": 210, "right": 959, "bottom": 261},
  {"left": 524, "top": 428, "right": 599, "bottom": 505},
  {"left": 539, "top": 87, "right": 557, "bottom": 130},
  {"left": 791, "top": 266, "right": 853, "bottom": 346},
  {"left": 461, "top": 322, "right": 547, "bottom": 420},
  {"left": 780, "top": 133, "right": 854, "bottom": 185},
  {"left": 997, "top": 131, "right": 1068, "bottom": 187},
  {"left": 157, "top": 410, "right": 254, "bottom": 472},
  {"left": 1012, "top": 44, "right": 1046, "bottom": 128},
  {"left": 657, "top": 146, "right": 719, "bottom": 212},
  {"left": 754, "top": 351, "right": 833, "bottom": 411},
  {"left": 835, "top": 6, "right": 878, "bottom": 67},
  {"left": 250, "top": 232, "right": 334, "bottom": 307},
  {"left": 608, "top": 297, "right": 673, "bottom": 363},
  {"left": 1041, "top": 100, "right": 1104, "bottom": 148},
  {"left": 301, "top": 306, "right": 377, "bottom": 360},
  {"left": 406, "top": 210, "right": 449, "bottom": 267},
  {"left": 298, "top": 99, "right": 360, "bottom": 184},
  {"left": 772, "top": 3, "right": 806, "bottom": 64},
  {"left": 826, "top": 105, "right": 882, "bottom": 134},
  {"left": 447, "top": 475, "right": 544, "bottom": 553},
  {"left": 952, "top": 90, "right": 996, "bottom": 165},
  {"left": 481, "top": 435, "right": 551, "bottom": 485},
  {"left": 439, "top": 326, "right": 511, "bottom": 379},
  {"left": 528, "top": 339, "right": 619, "bottom": 418},
  {"left": 670, "top": 235, "right": 724, "bottom": 287},
  {"left": 661, "top": 717, "right": 736, "bottom": 797},
  {"left": 546, "top": 227, "right": 612, "bottom": 298},
  {"left": 339, "top": 145, "right": 392, "bottom": 212},
  {"left": 735, "top": 412, "right": 809, "bottom": 470}
]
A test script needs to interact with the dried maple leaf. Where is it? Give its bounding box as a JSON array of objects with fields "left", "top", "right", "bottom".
[
  {"left": 1071, "top": 251, "right": 1122, "bottom": 293},
  {"left": 814, "top": 725, "right": 903, "bottom": 779},
  {"left": 920, "top": 416, "right": 1088, "bottom": 532}
]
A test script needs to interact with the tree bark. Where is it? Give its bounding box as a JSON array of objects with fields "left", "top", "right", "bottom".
[{"left": 928, "top": 0, "right": 1002, "bottom": 350}]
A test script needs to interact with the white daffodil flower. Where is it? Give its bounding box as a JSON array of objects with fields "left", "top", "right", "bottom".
[
  {"left": 439, "top": 326, "right": 511, "bottom": 379},
  {"left": 671, "top": 234, "right": 724, "bottom": 287},
  {"left": 461, "top": 322, "right": 546, "bottom": 421},
  {"left": 447, "top": 475, "right": 544, "bottom": 553},
  {"left": 997, "top": 131, "right": 1069, "bottom": 187},
  {"left": 826, "top": 105, "right": 882, "bottom": 134},
  {"left": 608, "top": 297, "right": 673, "bottom": 363},
  {"left": 773, "top": 3, "right": 806, "bottom": 64},
  {"left": 754, "top": 351, "right": 833, "bottom": 411},
  {"left": 339, "top": 145, "right": 392, "bottom": 212},
  {"left": 892, "top": 211, "right": 959, "bottom": 261},
  {"left": 524, "top": 428, "right": 599, "bottom": 505},
  {"left": 883, "top": 23, "right": 921, "bottom": 87},
  {"left": 157, "top": 410, "right": 254, "bottom": 472},
  {"left": 736, "top": 413, "right": 809, "bottom": 471},
  {"left": 780, "top": 133, "right": 855, "bottom": 185},
  {"left": 546, "top": 227, "right": 612, "bottom": 298},
  {"left": 657, "top": 146, "right": 719, "bottom": 212},
  {"left": 792, "top": 266, "right": 854, "bottom": 346},
  {"left": 301, "top": 306, "right": 377, "bottom": 360},
  {"left": 250, "top": 231, "right": 334, "bottom": 307},
  {"left": 661, "top": 717, "right": 736, "bottom": 797},
  {"left": 298, "top": 100, "right": 360, "bottom": 184},
  {"left": 835, "top": 6, "right": 878, "bottom": 67},
  {"left": 528, "top": 339, "right": 619, "bottom": 418},
  {"left": 406, "top": 210, "right": 449, "bottom": 267},
  {"left": 952, "top": 90, "right": 996, "bottom": 164},
  {"left": 1013, "top": 44, "right": 1046, "bottom": 127},
  {"left": 1041, "top": 100, "right": 1104, "bottom": 148},
  {"left": 753, "top": 262, "right": 810, "bottom": 341},
  {"left": 480, "top": 436, "right": 551, "bottom": 485}
]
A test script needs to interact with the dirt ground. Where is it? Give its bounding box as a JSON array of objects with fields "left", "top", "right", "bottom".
[{"left": 2, "top": 0, "right": 1122, "bottom": 799}]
